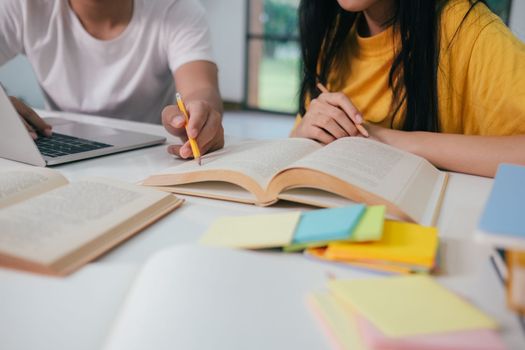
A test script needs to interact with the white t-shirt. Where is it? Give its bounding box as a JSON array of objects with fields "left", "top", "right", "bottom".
[{"left": 0, "top": 0, "right": 214, "bottom": 123}]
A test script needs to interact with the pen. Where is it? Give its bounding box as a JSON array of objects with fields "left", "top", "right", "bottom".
[
  {"left": 176, "top": 93, "right": 202, "bottom": 166},
  {"left": 316, "top": 83, "right": 369, "bottom": 138}
]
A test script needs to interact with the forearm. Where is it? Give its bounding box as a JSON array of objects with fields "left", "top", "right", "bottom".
[
  {"left": 372, "top": 127, "right": 525, "bottom": 177},
  {"left": 174, "top": 61, "right": 223, "bottom": 115}
]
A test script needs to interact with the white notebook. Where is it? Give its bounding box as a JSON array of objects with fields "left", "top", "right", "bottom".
[{"left": 102, "top": 245, "right": 364, "bottom": 350}]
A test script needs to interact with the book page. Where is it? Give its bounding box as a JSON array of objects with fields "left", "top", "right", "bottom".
[
  {"left": 287, "top": 137, "right": 444, "bottom": 223},
  {"left": 278, "top": 188, "right": 358, "bottom": 208},
  {"left": 155, "top": 138, "right": 320, "bottom": 188},
  {"left": 156, "top": 182, "right": 260, "bottom": 204},
  {"left": 0, "top": 167, "right": 68, "bottom": 209},
  {"left": 0, "top": 178, "right": 171, "bottom": 266}
]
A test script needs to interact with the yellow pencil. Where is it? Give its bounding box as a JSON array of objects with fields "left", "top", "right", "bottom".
[
  {"left": 176, "top": 93, "right": 202, "bottom": 165},
  {"left": 317, "top": 83, "right": 369, "bottom": 138}
]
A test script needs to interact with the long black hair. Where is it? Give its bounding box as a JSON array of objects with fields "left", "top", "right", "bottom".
[{"left": 298, "top": 0, "right": 483, "bottom": 132}]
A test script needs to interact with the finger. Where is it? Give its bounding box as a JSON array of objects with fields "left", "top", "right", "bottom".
[
  {"left": 167, "top": 142, "right": 194, "bottom": 159},
  {"left": 10, "top": 97, "right": 52, "bottom": 136},
  {"left": 356, "top": 124, "right": 369, "bottom": 137},
  {"left": 167, "top": 144, "right": 182, "bottom": 156},
  {"left": 317, "top": 103, "right": 359, "bottom": 136},
  {"left": 162, "top": 105, "right": 186, "bottom": 137},
  {"left": 178, "top": 141, "right": 194, "bottom": 159},
  {"left": 185, "top": 102, "right": 208, "bottom": 139},
  {"left": 318, "top": 92, "right": 363, "bottom": 125},
  {"left": 315, "top": 114, "right": 348, "bottom": 139},
  {"left": 199, "top": 136, "right": 216, "bottom": 156},
  {"left": 21, "top": 118, "right": 38, "bottom": 140},
  {"left": 197, "top": 126, "right": 223, "bottom": 156},
  {"left": 308, "top": 126, "right": 336, "bottom": 145},
  {"left": 167, "top": 144, "right": 193, "bottom": 159},
  {"left": 194, "top": 110, "right": 221, "bottom": 150}
]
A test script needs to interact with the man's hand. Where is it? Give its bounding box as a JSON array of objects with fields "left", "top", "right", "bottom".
[
  {"left": 162, "top": 99, "right": 224, "bottom": 159},
  {"left": 9, "top": 96, "right": 52, "bottom": 140}
]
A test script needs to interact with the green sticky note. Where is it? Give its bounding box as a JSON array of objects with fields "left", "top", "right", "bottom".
[{"left": 352, "top": 206, "right": 386, "bottom": 242}]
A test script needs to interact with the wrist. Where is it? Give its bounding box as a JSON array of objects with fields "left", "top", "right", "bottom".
[{"left": 375, "top": 128, "right": 422, "bottom": 156}]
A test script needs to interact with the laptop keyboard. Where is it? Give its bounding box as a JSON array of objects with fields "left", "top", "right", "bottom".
[{"left": 35, "top": 133, "right": 112, "bottom": 158}]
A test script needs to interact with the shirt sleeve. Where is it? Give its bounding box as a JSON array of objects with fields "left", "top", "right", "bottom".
[
  {"left": 466, "top": 16, "right": 525, "bottom": 136},
  {"left": 0, "top": 0, "right": 25, "bottom": 65},
  {"left": 162, "top": 0, "right": 214, "bottom": 74}
]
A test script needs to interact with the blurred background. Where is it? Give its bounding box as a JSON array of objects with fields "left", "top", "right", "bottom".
[{"left": 1, "top": 0, "right": 523, "bottom": 116}]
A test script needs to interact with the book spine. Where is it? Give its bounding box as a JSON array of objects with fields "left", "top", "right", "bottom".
[{"left": 507, "top": 251, "right": 525, "bottom": 315}]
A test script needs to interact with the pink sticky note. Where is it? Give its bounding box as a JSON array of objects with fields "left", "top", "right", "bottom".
[{"left": 356, "top": 315, "right": 506, "bottom": 350}]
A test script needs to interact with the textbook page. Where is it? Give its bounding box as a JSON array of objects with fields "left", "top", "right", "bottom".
[
  {"left": 0, "top": 178, "right": 172, "bottom": 266},
  {"left": 287, "top": 137, "right": 445, "bottom": 224},
  {"left": 153, "top": 138, "right": 320, "bottom": 189},
  {"left": 154, "top": 181, "right": 258, "bottom": 204},
  {"left": 0, "top": 167, "right": 68, "bottom": 209}
]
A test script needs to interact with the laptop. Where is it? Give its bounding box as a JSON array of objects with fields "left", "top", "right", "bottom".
[{"left": 0, "top": 88, "right": 166, "bottom": 166}]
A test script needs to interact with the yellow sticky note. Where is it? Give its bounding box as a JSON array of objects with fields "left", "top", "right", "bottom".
[
  {"left": 327, "top": 220, "right": 438, "bottom": 268},
  {"left": 308, "top": 293, "right": 370, "bottom": 350},
  {"left": 329, "top": 275, "right": 498, "bottom": 338},
  {"left": 200, "top": 212, "right": 301, "bottom": 249},
  {"left": 306, "top": 247, "right": 419, "bottom": 274}
]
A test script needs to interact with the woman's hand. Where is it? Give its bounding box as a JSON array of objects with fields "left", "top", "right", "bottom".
[
  {"left": 162, "top": 99, "right": 224, "bottom": 159},
  {"left": 291, "top": 91, "right": 364, "bottom": 144},
  {"left": 9, "top": 96, "right": 52, "bottom": 140}
]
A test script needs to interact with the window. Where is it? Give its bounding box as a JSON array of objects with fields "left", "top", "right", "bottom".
[{"left": 245, "top": 0, "right": 300, "bottom": 114}]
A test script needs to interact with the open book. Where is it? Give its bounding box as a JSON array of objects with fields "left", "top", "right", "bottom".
[
  {"left": 0, "top": 166, "right": 183, "bottom": 276},
  {"left": 143, "top": 138, "right": 448, "bottom": 225}
]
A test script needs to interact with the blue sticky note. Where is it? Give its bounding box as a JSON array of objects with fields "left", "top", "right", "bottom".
[
  {"left": 477, "top": 164, "right": 525, "bottom": 249},
  {"left": 292, "top": 205, "right": 366, "bottom": 244}
]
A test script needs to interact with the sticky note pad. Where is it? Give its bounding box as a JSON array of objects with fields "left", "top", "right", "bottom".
[
  {"left": 329, "top": 275, "right": 498, "bottom": 338},
  {"left": 308, "top": 293, "right": 369, "bottom": 350},
  {"left": 326, "top": 220, "right": 439, "bottom": 268},
  {"left": 200, "top": 212, "right": 301, "bottom": 249},
  {"left": 351, "top": 206, "right": 385, "bottom": 242},
  {"left": 292, "top": 205, "right": 365, "bottom": 244},
  {"left": 309, "top": 291, "right": 504, "bottom": 350}
]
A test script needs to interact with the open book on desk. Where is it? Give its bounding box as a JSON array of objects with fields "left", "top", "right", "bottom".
[
  {"left": 0, "top": 166, "right": 183, "bottom": 276},
  {"left": 143, "top": 137, "right": 448, "bottom": 225}
]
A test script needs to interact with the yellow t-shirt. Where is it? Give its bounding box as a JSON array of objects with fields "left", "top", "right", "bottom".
[{"left": 305, "top": 0, "right": 525, "bottom": 136}]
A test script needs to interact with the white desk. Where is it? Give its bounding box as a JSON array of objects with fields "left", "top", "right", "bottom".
[{"left": 0, "top": 111, "right": 523, "bottom": 350}]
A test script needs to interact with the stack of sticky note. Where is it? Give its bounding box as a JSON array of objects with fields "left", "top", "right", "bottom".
[
  {"left": 308, "top": 275, "right": 504, "bottom": 350},
  {"left": 200, "top": 204, "right": 378, "bottom": 249},
  {"left": 306, "top": 220, "right": 439, "bottom": 274},
  {"left": 200, "top": 204, "right": 439, "bottom": 274}
]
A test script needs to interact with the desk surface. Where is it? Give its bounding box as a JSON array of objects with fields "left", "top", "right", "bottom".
[{"left": 0, "top": 111, "right": 523, "bottom": 350}]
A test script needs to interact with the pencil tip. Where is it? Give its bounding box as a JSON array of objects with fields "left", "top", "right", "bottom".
[{"left": 198, "top": 158, "right": 202, "bottom": 166}]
